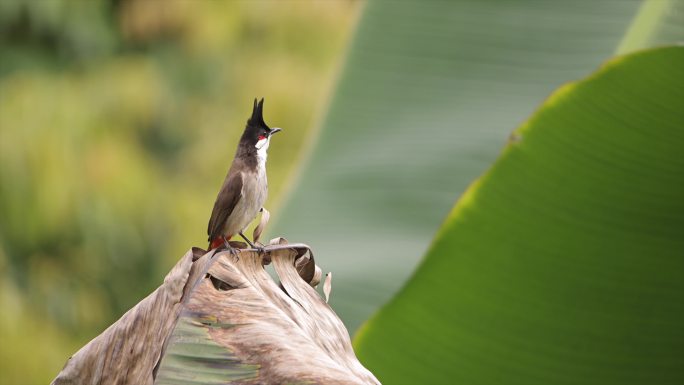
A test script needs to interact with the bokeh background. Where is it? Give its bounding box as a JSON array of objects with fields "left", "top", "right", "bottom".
[
  {"left": 2, "top": 0, "right": 683, "bottom": 384},
  {"left": 0, "top": 0, "right": 357, "bottom": 383}
]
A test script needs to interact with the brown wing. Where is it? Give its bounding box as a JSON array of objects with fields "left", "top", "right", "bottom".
[{"left": 207, "top": 171, "right": 243, "bottom": 243}]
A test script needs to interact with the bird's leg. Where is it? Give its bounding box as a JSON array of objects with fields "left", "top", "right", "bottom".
[
  {"left": 238, "top": 231, "right": 255, "bottom": 247},
  {"left": 239, "top": 231, "right": 264, "bottom": 253},
  {"left": 223, "top": 236, "right": 239, "bottom": 259}
]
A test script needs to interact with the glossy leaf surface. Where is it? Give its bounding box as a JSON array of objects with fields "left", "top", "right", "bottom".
[
  {"left": 272, "top": 0, "right": 683, "bottom": 332},
  {"left": 354, "top": 46, "right": 684, "bottom": 385}
]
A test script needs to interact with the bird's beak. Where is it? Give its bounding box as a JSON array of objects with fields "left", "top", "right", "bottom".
[{"left": 269, "top": 127, "right": 282, "bottom": 136}]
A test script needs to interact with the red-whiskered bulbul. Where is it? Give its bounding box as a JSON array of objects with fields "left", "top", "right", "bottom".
[{"left": 207, "top": 98, "right": 281, "bottom": 251}]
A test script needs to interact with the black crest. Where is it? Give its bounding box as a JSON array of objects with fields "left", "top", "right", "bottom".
[{"left": 248, "top": 97, "right": 269, "bottom": 129}]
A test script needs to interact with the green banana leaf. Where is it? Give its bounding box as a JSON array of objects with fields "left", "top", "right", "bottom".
[
  {"left": 271, "top": 0, "right": 684, "bottom": 333},
  {"left": 354, "top": 46, "right": 684, "bottom": 384}
]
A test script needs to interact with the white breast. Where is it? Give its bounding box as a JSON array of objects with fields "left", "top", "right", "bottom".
[
  {"left": 222, "top": 136, "right": 271, "bottom": 237},
  {"left": 222, "top": 165, "right": 268, "bottom": 237}
]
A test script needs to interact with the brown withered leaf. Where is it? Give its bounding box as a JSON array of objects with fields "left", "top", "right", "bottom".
[
  {"left": 52, "top": 239, "right": 379, "bottom": 385},
  {"left": 324, "top": 272, "right": 333, "bottom": 303},
  {"left": 252, "top": 207, "right": 270, "bottom": 244}
]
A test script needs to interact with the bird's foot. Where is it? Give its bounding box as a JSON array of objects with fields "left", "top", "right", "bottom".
[
  {"left": 223, "top": 237, "right": 240, "bottom": 260},
  {"left": 228, "top": 247, "right": 240, "bottom": 260},
  {"left": 254, "top": 241, "right": 266, "bottom": 253}
]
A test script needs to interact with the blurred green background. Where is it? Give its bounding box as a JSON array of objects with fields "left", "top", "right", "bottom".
[
  {"left": 0, "top": 0, "right": 357, "bottom": 383},
  {"left": 2, "top": 0, "right": 682, "bottom": 384}
]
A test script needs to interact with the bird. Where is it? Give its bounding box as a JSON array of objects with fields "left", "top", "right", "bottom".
[{"left": 207, "top": 98, "right": 281, "bottom": 252}]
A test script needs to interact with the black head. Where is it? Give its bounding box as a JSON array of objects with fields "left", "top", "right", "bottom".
[{"left": 240, "top": 98, "right": 281, "bottom": 147}]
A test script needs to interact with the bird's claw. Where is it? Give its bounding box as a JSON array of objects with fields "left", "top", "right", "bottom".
[
  {"left": 222, "top": 238, "right": 240, "bottom": 260},
  {"left": 227, "top": 247, "right": 239, "bottom": 260},
  {"left": 253, "top": 241, "right": 266, "bottom": 253}
]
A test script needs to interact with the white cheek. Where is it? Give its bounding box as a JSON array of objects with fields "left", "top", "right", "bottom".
[{"left": 255, "top": 138, "right": 268, "bottom": 149}]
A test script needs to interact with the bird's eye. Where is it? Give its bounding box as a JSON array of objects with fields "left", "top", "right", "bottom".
[{"left": 258, "top": 135, "right": 266, "bottom": 141}]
